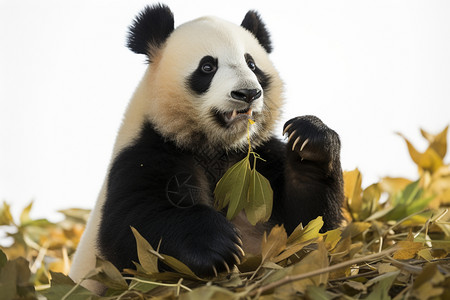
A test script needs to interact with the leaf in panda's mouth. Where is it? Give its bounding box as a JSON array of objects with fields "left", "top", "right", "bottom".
[{"left": 214, "top": 120, "right": 273, "bottom": 225}]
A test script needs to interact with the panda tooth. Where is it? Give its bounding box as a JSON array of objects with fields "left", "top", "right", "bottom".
[{"left": 231, "top": 109, "right": 238, "bottom": 119}]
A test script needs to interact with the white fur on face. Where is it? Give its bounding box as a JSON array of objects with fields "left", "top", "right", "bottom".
[{"left": 126, "top": 16, "right": 284, "bottom": 151}]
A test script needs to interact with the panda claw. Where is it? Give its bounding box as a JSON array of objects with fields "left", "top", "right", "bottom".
[
  {"left": 283, "top": 123, "right": 293, "bottom": 136},
  {"left": 232, "top": 253, "right": 241, "bottom": 265},
  {"left": 212, "top": 265, "right": 218, "bottom": 277},
  {"left": 292, "top": 136, "right": 301, "bottom": 151},
  {"left": 235, "top": 244, "right": 245, "bottom": 257},
  {"left": 287, "top": 130, "right": 297, "bottom": 143},
  {"left": 236, "top": 236, "right": 243, "bottom": 247},
  {"left": 300, "top": 138, "right": 309, "bottom": 152},
  {"left": 224, "top": 261, "right": 231, "bottom": 273}
]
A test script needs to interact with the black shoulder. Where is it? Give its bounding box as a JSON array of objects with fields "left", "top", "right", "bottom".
[
  {"left": 241, "top": 10, "right": 272, "bottom": 53},
  {"left": 127, "top": 4, "right": 175, "bottom": 61}
]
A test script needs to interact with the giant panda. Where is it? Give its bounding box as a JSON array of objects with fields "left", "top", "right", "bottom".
[{"left": 69, "top": 3, "right": 344, "bottom": 293}]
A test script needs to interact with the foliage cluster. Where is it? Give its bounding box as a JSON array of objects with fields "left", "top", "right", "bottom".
[{"left": 1, "top": 126, "right": 449, "bottom": 299}]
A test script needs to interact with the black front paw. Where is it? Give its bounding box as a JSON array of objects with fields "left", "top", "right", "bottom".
[
  {"left": 283, "top": 115, "right": 340, "bottom": 168},
  {"left": 162, "top": 210, "right": 244, "bottom": 277}
]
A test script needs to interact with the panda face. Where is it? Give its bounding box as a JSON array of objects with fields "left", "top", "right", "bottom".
[{"left": 127, "top": 8, "right": 283, "bottom": 151}]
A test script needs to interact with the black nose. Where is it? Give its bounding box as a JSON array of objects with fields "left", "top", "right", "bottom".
[{"left": 231, "top": 89, "right": 262, "bottom": 103}]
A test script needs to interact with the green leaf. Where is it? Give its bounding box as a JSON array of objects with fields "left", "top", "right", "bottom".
[
  {"left": 245, "top": 167, "right": 273, "bottom": 225},
  {"left": 214, "top": 156, "right": 251, "bottom": 220},
  {"left": 180, "top": 285, "right": 237, "bottom": 300},
  {"left": 0, "top": 256, "right": 35, "bottom": 300},
  {"left": 41, "top": 271, "right": 99, "bottom": 300},
  {"left": 383, "top": 180, "right": 433, "bottom": 221},
  {"left": 365, "top": 271, "right": 400, "bottom": 300},
  {"left": 0, "top": 249, "right": 6, "bottom": 269},
  {"left": 131, "top": 227, "right": 159, "bottom": 274},
  {"left": 306, "top": 285, "right": 333, "bottom": 300}
]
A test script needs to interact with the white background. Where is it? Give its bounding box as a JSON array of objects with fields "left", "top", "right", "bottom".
[{"left": 1, "top": 0, "right": 449, "bottom": 222}]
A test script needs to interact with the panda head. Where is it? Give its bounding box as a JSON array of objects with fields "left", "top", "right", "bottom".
[{"left": 126, "top": 4, "right": 283, "bottom": 151}]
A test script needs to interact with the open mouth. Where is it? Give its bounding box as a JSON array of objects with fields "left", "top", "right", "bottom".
[
  {"left": 213, "top": 108, "right": 253, "bottom": 127},
  {"left": 223, "top": 108, "right": 253, "bottom": 123}
]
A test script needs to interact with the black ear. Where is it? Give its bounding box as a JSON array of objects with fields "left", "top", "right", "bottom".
[
  {"left": 241, "top": 11, "right": 272, "bottom": 53},
  {"left": 127, "top": 4, "right": 175, "bottom": 61}
]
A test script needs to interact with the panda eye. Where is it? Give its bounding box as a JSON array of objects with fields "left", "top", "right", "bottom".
[
  {"left": 201, "top": 63, "right": 216, "bottom": 74},
  {"left": 247, "top": 59, "right": 256, "bottom": 71}
]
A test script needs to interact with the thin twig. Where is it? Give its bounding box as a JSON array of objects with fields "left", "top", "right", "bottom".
[
  {"left": 247, "top": 247, "right": 397, "bottom": 297},
  {"left": 122, "top": 277, "right": 192, "bottom": 292}
]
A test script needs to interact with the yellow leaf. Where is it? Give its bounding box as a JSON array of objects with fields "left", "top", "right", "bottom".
[
  {"left": 19, "top": 201, "right": 33, "bottom": 225},
  {"left": 245, "top": 167, "right": 273, "bottom": 225},
  {"left": 393, "top": 231, "right": 424, "bottom": 260},
  {"left": 420, "top": 126, "right": 448, "bottom": 159},
  {"left": 323, "top": 228, "right": 342, "bottom": 251},
  {"left": 343, "top": 169, "right": 364, "bottom": 220},
  {"left": 341, "top": 222, "right": 371, "bottom": 239},
  {"left": 397, "top": 132, "right": 443, "bottom": 172},
  {"left": 417, "top": 249, "right": 434, "bottom": 261},
  {"left": 289, "top": 241, "right": 329, "bottom": 293},
  {"left": 0, "top": 201, "right": 14, "bottom": 226},
  {"left": 261, "top": 225, "right": 287, "bottom": 262},
  {"left": 379, "top": 177, "right": 412, "bottom": 196},
  {"left": 287, "top": 216, "right": 324, "bottom": 245}
]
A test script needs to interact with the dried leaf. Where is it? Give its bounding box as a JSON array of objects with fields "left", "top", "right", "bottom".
[
  {"left": 343, "top": 169, "right": 363, "bottom": 220},
  {"left": 245, "top": 167, "right": 273, "bottom": 225},
  {"left": 376, "top": 263, "right": 398, "bottom": 274},
  {"left": 323, "top": 228, "right": 342, "bottom": 251},
  {"left": 160, "top": 254, "right": 200, "bottom": 279},
  {"left": 379, "top": 177, "right": 412, "bottom": 196},
  {"left": 261, "top": 225, "right": 287, "bottom": 262},
  {"left": 341, "top": 222, "right": 371, "bottom": 239},
  {"left": 87, "top": 258, "right": 128, "bottom": 290},
  {"left": 421, "top": 126, "right": 448, "bottom": 159},
  {"left": 19, "top": 201, "right": 33, "bottom": 225},
  {"left": 289, "top": 241, "right": 329, "bottom": 293},
  {"left": 0, "top": 201, "right": 14, "bottom": 226},
  {"left": 393, "top": 231, "right": 424, "bottom": 260},
  {"left": 417, "top": 248, "right": 434, "bottom": 261},
  {"left": 412, "top": 263, "right": 445, "bottom": 299},
  {"left": 397, "top": 132, "right": 443, "bottom": 172},
  {"left": 131, "top": 226, "right": 159, "bottom": 274},
  {"left": 287, "top": 216, "right": 323, "bottom": 245}
]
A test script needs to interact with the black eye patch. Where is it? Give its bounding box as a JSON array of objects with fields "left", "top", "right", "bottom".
[
  {"left": 187, "top": 56, "right": 218, "bottom": 95},
  {"left": 245, "top": 53, "right": 271, "bottom": 90}
]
